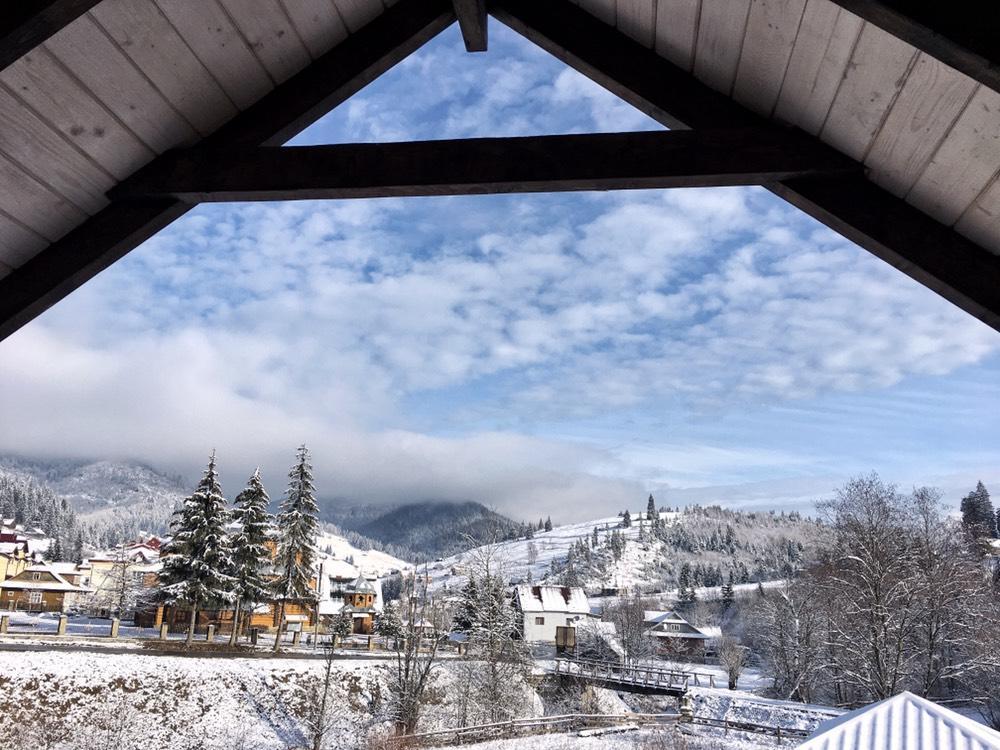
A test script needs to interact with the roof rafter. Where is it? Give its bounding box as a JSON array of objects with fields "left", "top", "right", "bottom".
[
  {"left": 0, "top": 0, "right": 456, "bottom": 342},
  {"left": 453, "top": 0, "right": 487, "bottom": 52},
  {"left": 490, "top": 0, "right": 1000, "bottom": 332},
  {"left": 0, "top": 0, "right": 101, "bottom": 72},
  {"left": 111, "top": 129, "right": 859, "bottom": 202}
]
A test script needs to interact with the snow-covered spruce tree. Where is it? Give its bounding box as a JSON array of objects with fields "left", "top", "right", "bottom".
[
  {"left": 271, "top": 445, "right": 319, "bottom": 651},
  {"left": 457, "top": 529, "right": 531, "bottom": 725},
  {"left": 621, "top": 509, "right": 632, "bottom": 528},
  {"left": 228, "top": 468, "right": 272, "bottom": 647},
  {"left": 157, "top": 451, "right": 234, "bottom": 646},
  {"left": 544, "top": 516, "right": 553, "bottom": 532},
  {"left": 961, "top": 481, "right": 997, "bottom": 539},
  {"left": 374, "top": 599, "right": 403, "bottom": 645}
]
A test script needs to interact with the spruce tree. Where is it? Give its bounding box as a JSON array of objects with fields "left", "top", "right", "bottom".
[
  {"left": 544, "top": 516, "right": 553, "bottom": 532},
  {"left": 272, "top": 445, "right": 319, "bottom": 650},
  {"left": 157, "top": 451, "right": 234, "bottom": 646},
  {"left": 721, "top": 573, "right": 735, "bottom": 611},
  {"left": 228, "top": 468, "right": 272, "bottom": 646},
  {"left": 621, "top": 509, "right": 632, "bottom": 528},
  {"left": 962, "top": 481, "right": 997, "bottom": 538}
]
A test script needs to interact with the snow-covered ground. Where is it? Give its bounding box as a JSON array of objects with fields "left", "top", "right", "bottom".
[{"left": 424, "top": 727, "right": 777, "bottom": 749}]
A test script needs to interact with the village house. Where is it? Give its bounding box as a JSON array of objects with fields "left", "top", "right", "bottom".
[
  {"left": 0, "top": 532, "right": 30, "bottom": 582},
  {"left": 317, "top": 556, "right": 383, "bottom": 634},
  {"left": 644, "top": 609, "right": 710, "bottom": 659},
  {"left": 0, "top": 563, "right": 92, "bottom": 612},
  {"left": 515, "top": 584, "right": 592, "bottom": 645},
  {"left": 85, "top": 540, "right": 163, "bottom": 618}
]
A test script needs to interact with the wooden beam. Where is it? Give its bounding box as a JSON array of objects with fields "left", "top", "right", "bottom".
[
  {"left": 112, "top": 129, "right": 859, "bottom": 202},
  {"left": 453, "top": 0, "right": 487, "bottom": 52},
  {"left": 0, "top": 0, "right": 101, "bottom": 72},
  {"left": 823, "top": 0, "right": 1000, "bottom": 94},
  {"left": 0, "top": 0, "right": 455, "bottom": 342},
  {"left": 492, "top": 0, "right": 1000, "bottom": 332}
]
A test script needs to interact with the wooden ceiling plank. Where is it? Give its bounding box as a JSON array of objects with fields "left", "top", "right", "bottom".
[
  {"left": 956, "top": 174, "right": 1000, "bottom": 255},
  {"left": 653, "top": 0, "right": 701, "bottom": 72},
  {"left": 822, "top": 0, "right": 1000, "bottom": 95},
  {"left": 0, "top": 0, "right": 456, "bottom": 342},
  {"left": 0, "top": 47, "right": 155, "bottom": 181},
  {"left": 45, "top": 15, "right": 199, "bottom": 153},
  {"left": 616, "top": 0, "right": 655, "bottom": 48},
  {"left": 217, "top": 0, "right": 312, "bottom": 84},
  {"left": 865, "top": 53, "right": 978, "bottom": 196},
  {"left": 733, "top": 0, "right": 807, "bottom": 118},
  {"left": 90, "top": 0, "right": 239, "bottom": 137},
  {"left": 0, "top": 154, "right": 88, "bottom": 242},
  {"left": 112, "top": 129, "right": 861, "bottom": 202},
  {"left": 0, "top": 0, "right": 102, "bottom": 73},
  {"left": 280, "top": 0, "right": 350, "bottom": 59},
  {"left": 773, "top": 1, "right": 864, "bottom": 135},
  {"left": 0, "top": 85, "right": 112, "bottom": 214},
  {"left": 0, "top": 213, "right": 48, "bottom": 268},
  {"left": 577, "top": 0, "right": 617, "bottom": 26},
  {"left": 819, "top": 23, "right": 918, "bottom": 162},
  {"left": 154, "top": 0, "right": 274, "bottom": 111},
  {"left": 333, "top": 0, "right": 386, "bottom": 34},
  {"left": 907, "top": 87, "right": 1000, "bottom": 226},
  {"left": 693, "top": 0, "right": 752, "bottom": 97},
  {"left": 492, "top": 0, "right": 1000, "bottom": 331}
]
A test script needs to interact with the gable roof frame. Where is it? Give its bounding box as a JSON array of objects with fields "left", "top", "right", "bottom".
[{"left": 0, "top": 0, "right": 997, "bottom": 343}]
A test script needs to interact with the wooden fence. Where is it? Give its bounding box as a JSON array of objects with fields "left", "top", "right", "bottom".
[{"left": 385, "top": 711, "right": 812, "bottom": 747}]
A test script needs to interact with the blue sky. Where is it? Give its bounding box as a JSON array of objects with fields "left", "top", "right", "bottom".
[{"left": 0, "top": 21, "right": 998, "bottom": 520}]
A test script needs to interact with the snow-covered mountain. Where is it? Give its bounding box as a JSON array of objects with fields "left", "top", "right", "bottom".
[{"left": 0, "top": 455, "right": 186, "bottom": 537}]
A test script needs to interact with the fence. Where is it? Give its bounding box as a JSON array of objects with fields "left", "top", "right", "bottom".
[{"left": 384, "top": 712, "right": 676, "bottom": 747}]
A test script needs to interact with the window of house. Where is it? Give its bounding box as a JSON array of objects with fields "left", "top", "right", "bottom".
[
  {"left": 29, "top": 592, "right": 42, "bottom": 604},
  {"left": 31, "top": 572, "right": 40, "bottom": 580},
  {"left": 534, "top": 616, "right": 545, "bottom": 625}
]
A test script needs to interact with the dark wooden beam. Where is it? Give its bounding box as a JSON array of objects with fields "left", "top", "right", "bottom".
[
  {"left": 112, "top": 129, "right": 859, "bottom": 202},
  {"left": 0, "top": 0, "right": 101, "bottom": 72},
  {"left": 0, "top": 0, "right": 455, "bottom": 342},
  {"left": 492, "top": 0, "right": 1000, "bottom": 332},
  {"left": 453, "top": 0, "right": 487, "bottom": 52},
  {"left": 824, "top": 0, "right": 1000, "bottom": 94}
]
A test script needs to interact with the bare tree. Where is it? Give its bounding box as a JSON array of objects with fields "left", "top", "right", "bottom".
[
  {"left": 744, "top": 579, "right": 826, "bottom": 702},
  {"left": 301, "top": 641, "right": 341, "bottom": 750},
  {"left": 457, "top": 526, "right": 532, "bottom": 725},
  {"left": 389, "top": 569, "right": 445, "bottom": 735},
  {"left": 717, "top": 636, "right": 750, "bottom": 690},
  {"left": 603, "top": 592, "right": 651, "bottom": 665}
]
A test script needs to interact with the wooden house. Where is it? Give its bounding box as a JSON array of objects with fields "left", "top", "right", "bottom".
[
  {"left": 644, "top": 610, "right": 710, "bottom": 659},
  {"left": 515, "top": 585, "right": 593, "bottom": 644},
  {"left": 0, "top": 533, "right": 30, "bottom": 582},
  {"left": 0, "top": 563, "right": 93, "bottom": 613}
]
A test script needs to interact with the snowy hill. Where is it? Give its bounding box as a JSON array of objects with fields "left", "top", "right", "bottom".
[
  {"left": 425, "top": 505, "right": 820, "bottom": 598},
  {"left": 316, "top": 526, "right": 410, "bottom": 577},
  {"left": 324, "top": 499, "right": 522, "bottom": 560}
]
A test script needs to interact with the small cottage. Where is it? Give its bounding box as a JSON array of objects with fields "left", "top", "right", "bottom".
[
  {"left": 644, "top": 610, "right": 710, "bottom": 658},
  {"left": 515, "top": 584, "right": 592, "bottom": 644}
]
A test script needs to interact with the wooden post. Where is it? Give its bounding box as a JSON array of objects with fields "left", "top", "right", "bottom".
[
  {"left": 368, "top": 635, "right": 374, "bottom": 651},
  {"left": 250, "top": 628, "right": 258, "bottom": 645},
  {"left": 0, "top": 615, "right": 7, "bottom": 633},
  {"left": 109, "top": 617, "right": 120, "bottom": 638},
  {"left": 292, "top": 629, "right": 301, "bottom": 646},
  {"left": 206, "top": 624, "right": 215, "bottom": 642},
  {"left": 57, "top": 614, "right": 68, "bottom": 635},
  {"left": 159, "top": 622, "right": 169, "bottom": 640}
]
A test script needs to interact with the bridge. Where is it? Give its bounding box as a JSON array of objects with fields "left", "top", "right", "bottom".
[{"left": 548, "top": 657, "right": 717, "bottom": 695}]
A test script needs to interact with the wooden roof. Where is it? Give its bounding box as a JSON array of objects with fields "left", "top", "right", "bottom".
[{"left": 0, "top": 0, "right": 997, "bottom": 338}]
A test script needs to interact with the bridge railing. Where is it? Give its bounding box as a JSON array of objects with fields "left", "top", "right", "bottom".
[{"left": 552, "top": 657, "right": 716, "bottom": 690}]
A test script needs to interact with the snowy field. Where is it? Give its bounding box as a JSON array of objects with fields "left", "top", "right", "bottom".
[
  {"left": 316, "top": 528, "right": 410, "bottom": 575},
  {"left": 423, "top": 727, "right": 777, "bottom": 750}
]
